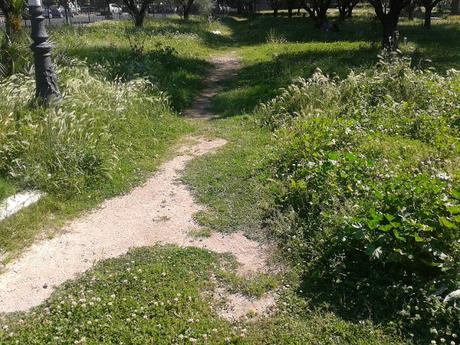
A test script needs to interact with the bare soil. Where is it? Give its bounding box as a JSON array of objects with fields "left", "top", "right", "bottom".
[{"left": 182, "top": 53, "right": 241, "bottom": 119}]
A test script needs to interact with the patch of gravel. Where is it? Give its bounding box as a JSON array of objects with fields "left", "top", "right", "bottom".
[{"left": 214, "top": 287, "right": 277, "bottom": 321}]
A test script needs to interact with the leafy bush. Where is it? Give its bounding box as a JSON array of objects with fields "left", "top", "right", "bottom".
[
  {"left": 256, "top": 57, "right": 460, "bottom": 342},
  {"left": 0, "top": 59, "right": 178, "bottom": 196}
]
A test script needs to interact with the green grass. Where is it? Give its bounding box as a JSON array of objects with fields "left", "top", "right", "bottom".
[
  {"left": 1, "top": 12, "right": 459, "bottom": 345},
  {"left": 0, "top": 246, "right": 404, "bottom": 344},
  {"left": 51, "top": 18, "right": 233, "bottom": 111},
  {"left": 0, "top": 179, "right": 15, "bottom": 201},
  {"left": 182, "top": 117, "right": 274, "bottom": 239}
]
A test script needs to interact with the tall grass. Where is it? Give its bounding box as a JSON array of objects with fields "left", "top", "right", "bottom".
[{"left": 0, "top": 59, "right": 181, "bottom": 196}]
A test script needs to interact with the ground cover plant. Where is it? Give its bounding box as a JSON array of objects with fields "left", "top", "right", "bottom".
[{"left": 0, "top": 245, "right": 404, "bottom": 344}]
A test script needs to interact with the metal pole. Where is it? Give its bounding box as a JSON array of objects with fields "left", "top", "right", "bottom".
[{"left": 28, "top": 0, "right": 61, "bottom": 106}]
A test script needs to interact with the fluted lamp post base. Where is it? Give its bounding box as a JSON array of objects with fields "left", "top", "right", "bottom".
[{"left": 28, "top": 0, "right": 61, "bottom": 106}]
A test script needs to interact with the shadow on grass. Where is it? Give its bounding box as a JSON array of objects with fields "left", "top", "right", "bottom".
[
  {"left": 211, "top": 44, "right": 379, "bottom": 118},
  {"left": 221, "top": 15, "right": 381, "bottom": 46},
  {"left": 210, "top": 16, "right": 459, "bottom": 119},
  {"left": 64, "top": 45, "right": 212, "bottom": 111},
  {"left": 295, "top": 246, "right": 457, "bottom": 345},
  {"left": 221, "top": 14, "right": 460, "bottom": 50}
]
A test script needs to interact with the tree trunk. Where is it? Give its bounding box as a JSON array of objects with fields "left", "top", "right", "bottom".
[
  {"left": 64, "top": 6, "right": 70, "bottom": 24},
  {"left": 381, "top": 14, "right": 399, "bottom": 49},
  {"left": 406, "top": 1, "right": 416, "bottom": 20},
  {"left": 134, "top": 11, "right": 145, "bottom": 26},
  {"left": 273, "top": 7, "right": 278, "bottom": 16},
  {"left": 183, "top": 6, "right": 190, "bottom": 19},
  {"left": 288, "top": 7, "right": 293, "bottom": 17},
  {"left": 424, "top": 5, "right": 432, "bottom": 28},
  {"left": 452, "top": 0, "right": 460, "bottom": 14},
  {"left": 338, "top": 7, "right": 346, "bottom": 19},
  {"left": 4, "top": 13, "right": 17, "bottom": 41},
  {"left": 237, "top": 0, "right": 243, "bottom": 14}
]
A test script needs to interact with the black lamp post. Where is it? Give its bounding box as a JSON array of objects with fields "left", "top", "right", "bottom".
[{"left": 28, "top": 0, "right": 61, "bottom": 106}]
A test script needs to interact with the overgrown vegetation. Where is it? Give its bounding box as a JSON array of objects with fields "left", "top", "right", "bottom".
[
  {"left": 1, "top": 12, "right": 459, "bottom": 345},
  {"left": 182, "top": 14, "right": 460, "bottom": 345},
  {"left": 0, "top": 58, "right": 192, "bottom": 257},
  {"left": 256, "top": 56, "right": 459, "bottom": 343}
]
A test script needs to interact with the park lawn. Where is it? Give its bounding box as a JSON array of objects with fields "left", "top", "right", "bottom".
[
  {"left": 1, "top": 12, "right": 459, "bottom": 345},
  {"left": 51, "top": 17, "right": 233, "bottom": 111}
]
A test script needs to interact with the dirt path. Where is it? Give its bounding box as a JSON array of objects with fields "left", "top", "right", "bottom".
[
  {"left": 183, "top": 53, "right": 241, "bottom": 119},
  {"left": 0, "top": 54, "right": 274, "bottom": 318}
]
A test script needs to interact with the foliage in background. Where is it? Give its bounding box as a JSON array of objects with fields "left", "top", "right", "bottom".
[
  {"left": 256, "top": 57, "right": 459, "bottom": 343},
  {"left": 0, "top": 0, "right": 24, "bottom": 41}
]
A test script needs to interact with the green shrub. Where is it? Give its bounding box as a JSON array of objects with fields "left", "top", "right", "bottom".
[{"left": 257, "top": 57, "right": 460, "bottom": 342}]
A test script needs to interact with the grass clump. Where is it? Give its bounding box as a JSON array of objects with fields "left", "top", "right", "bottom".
[
  {"left": 183, "top": 117, "right": 274, "bottom": 237},
  {"left": 256, "top": 57, "right": 460, "bottom": 343},
  {"left": 0, "top": 60, "right": 189, "bottom": 196},
  {"left": 188, "top": 227, "right": 214, "bottom": 238},
  {"left": 0, "top": 179, "right": 15, "bottom": 201}
]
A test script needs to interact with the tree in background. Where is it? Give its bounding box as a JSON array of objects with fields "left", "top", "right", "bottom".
[
  {"left": 0, "top": 0, "right": 24, "bottom": 44},
  {"left": 173, "top": 0, "right": 195, "bottom": 18},
  {"left": 0, "top": 0, "right": 25, "bottom": 76},
  {"left": 452, "top": 0, "right": 460, "bottom": 13},
  {"left": 402, "top": 0, "right": 417, "bottom": 20},
  {"left": 59, "top": 0, "right": 72, "bottom": 24},
  {"left": 195, "top": 0, "right": 215, "bottom": 15},
  {"left": 302, "top": 0, "right": 331, "bottom": 28},
  {"left": 286, "top": 0, "right": 297, "bottom": 17},
  {"left": 122, "top": 0, "right": 152, "bottom": 26},
  {"left": 368, "top": 0, "right": 410, "bottom": 49},
  {"left": 337, "top": 0, "right": 359, "bottom": 19},
  {"left": 270, "top": 0, "right": 280, "bottom": 16},
  {"left": 419, "top": 0, "right": 443, "bottom": 27}
]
